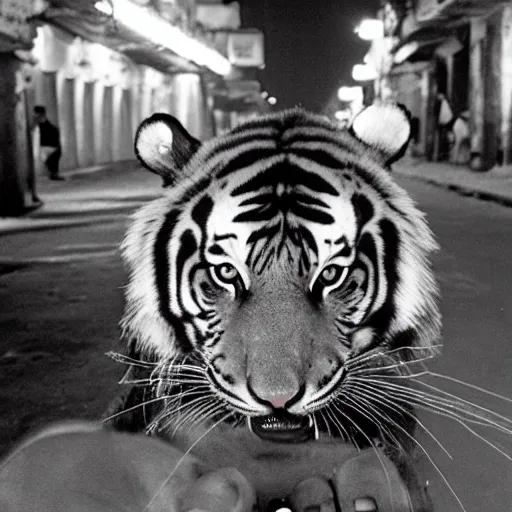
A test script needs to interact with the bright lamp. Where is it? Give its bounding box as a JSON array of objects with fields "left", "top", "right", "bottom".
[
  {"left": 355, "top": 19, "right": 385, "bottom": 41},
  {"left": 352, "top": 64, "right": 378, "bottom": 82},
  {"left": 94, "top": 0, "right": 232, "bottom": 76},
  {"left": 337, "top": 86, "right": 363, "bottom": 102}
]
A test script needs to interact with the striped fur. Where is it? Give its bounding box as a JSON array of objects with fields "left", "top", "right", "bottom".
[{"left": 120, "top": 106, "right": 441, "bottom": 442}]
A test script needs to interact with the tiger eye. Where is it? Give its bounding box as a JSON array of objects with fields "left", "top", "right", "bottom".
[
  {"left": 321, "top": 265, "right": 339, "bottom": 284},
  {"left": 217, "top": 263, "right": 238, "bottom": 282}
]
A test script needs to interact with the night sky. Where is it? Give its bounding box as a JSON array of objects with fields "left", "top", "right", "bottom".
[{"left": 239, "top": 0, "right": 379, "bottom": 112}]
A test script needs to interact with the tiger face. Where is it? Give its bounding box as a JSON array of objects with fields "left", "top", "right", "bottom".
[{"left": 121, "top": 104, "right": 441, "bottom": 446}]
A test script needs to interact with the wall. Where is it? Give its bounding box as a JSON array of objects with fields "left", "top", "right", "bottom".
[
  {"left": 501, "top": 5, "right": 512, "bottom": 164},
  {"left": 21, "top": 25, "right": 211, "bottom": 174}
]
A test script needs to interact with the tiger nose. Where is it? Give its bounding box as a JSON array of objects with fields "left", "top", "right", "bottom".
[{"left": 247, "top": 376, "right": 302, "bottom": 409}]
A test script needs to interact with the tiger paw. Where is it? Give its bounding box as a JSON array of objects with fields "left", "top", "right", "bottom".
[{"left": 180, "top": 467, "right": 256, "bottom": 512}]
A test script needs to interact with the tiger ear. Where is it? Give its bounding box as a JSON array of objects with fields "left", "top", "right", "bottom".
[
  {"left": 134, "top": 113, "right": 201, "bottom": 187},
  {"left": 350, "top": 103, "right": 412, "bottom": 166}
]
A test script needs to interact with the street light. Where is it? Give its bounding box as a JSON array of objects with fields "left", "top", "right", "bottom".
[
  {"left": 352, "top": 64, "right": 378, "bottom": 82},
  {"left": 94, "top": 0, "right": 232, "bottom": 76},
  {"left": 338, "top": 86, "right": 363, "bottom": 103},
  {"left": 355, "top": 19, "right": 384, "bottom": 41}
]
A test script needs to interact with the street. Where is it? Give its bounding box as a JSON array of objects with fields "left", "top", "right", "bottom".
[{"left": 0, "top": 170, "right": 511, "bottom": 511}]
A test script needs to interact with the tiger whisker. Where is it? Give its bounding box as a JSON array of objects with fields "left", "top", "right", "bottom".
[
  {"left": 422, "top": 372, "right": 512, "bottom": 404},
  {"left": 106, "top": 351, "right": 160, "bottom": 368},
  {"left": 179, "top": 402, "right": 227, "bottom": 434},
  {"left": 456, "top": 420, "right": 512, "bottom": 461},
  {"left": 156, "top": 396, "right": 215, "bottom": 435},
  {"left": 349, "top": 358, "right": 434, "bottom": 377},
  {"left": 344, "top": 382, "right": 453, "bottom": 459},
  {"left": 334, "top": 392, "right": 406, "bottom": 455},
  {"left": 121, "top": 377, "right": 208, "bottom": 388},
  {"left": 345, "top": 351, "right": 437, "bottom": 375},
  {"left": 347, "top": 377, "right": 512, "bottom": 461},
  {"left": 329, "top": 398, "right": 400, "bottom": 512},
  {"left": 144, "top": 411, "right": 235, "bottom": 512},
  {"left": 350, "top": 376, "right": 512, "bottom": 433},
  {"left": 318, "top": 409, "right": 332, "bottom": 438},
  {"left": 173, "top": 398, "right": 221, "bottom": 429},
  {"left": 335, "top": 390, "right": 467, "bottom": 512},
  {"left": 324, "top": 403, "right": 354, "bottom": 445},
  {"left": 102, "top": 395, "right": 171, "bottom": 424}
]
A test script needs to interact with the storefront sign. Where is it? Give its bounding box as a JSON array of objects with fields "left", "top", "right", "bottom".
[
  {"left": 197, "top": 2, "right": 241, "bottom": 31},
  {"left": 227, "top": 30, "right": 265, "bottom": 68},
  {"left": 0, "top": 0, "right": 35, "bottom": 46},
  {"left": 415, "top": 0, "right": 443, "bottom": 22}
]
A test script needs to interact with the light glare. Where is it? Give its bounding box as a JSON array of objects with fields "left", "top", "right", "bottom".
[
  {"left": 352, "top": 63, "right": 378, "bottom": 82},
  {"left": 338, "top": 86, "right": 363, "bottom": 102},
  {"left": 94, "top": 0, "right": 232, "bottom": 75},
  {"left": 94, "top": 0, "right": 112, "bottom": 15},
  {"left": 355, "top": 19, "right": 384, "bottom": 41}
]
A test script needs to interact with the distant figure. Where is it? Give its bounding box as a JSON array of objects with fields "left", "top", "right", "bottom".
[{"left": 33, "top": 105, "right": 64, "bottom": 181}]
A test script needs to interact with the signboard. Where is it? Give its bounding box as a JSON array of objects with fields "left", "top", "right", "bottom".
[
  {"left": 415, "top": 0, "right": 445, "bottom": 22},
  {"left": 225, "top": 79, "right": 261, "bottom": 96},
  {"left": 227, "top": 30, "right": 265, "bottom": 68},
  {"left": 0, "top": 0, "right": 35, "bottom": 46},
  {"left": 196, "top": 2, "right": 241, "bottom": 31}
]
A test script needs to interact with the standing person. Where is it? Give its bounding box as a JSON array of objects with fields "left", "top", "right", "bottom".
[{"left": 33, "top": 105, "right": 64, "bottom": 181}]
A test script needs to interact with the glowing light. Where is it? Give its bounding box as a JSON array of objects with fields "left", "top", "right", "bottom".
[
  {"left": 338, "top": 86, "right": 363, "bottom": 102},
  {"left": 355, "top": 19, "right": 384, "bottom": 41},
  {"left": 352, "top": 63, "right": 378, "bottom": 82},
  {"left": 261, "top": 90, "right": 269, "bottom": 99},
  {"left": 94, "top": 0, "right": 232, "bottom": 75},
  {"left": 94, "top": 0, "right": 112, "bottom": 15},
  {"left": 268, "top": 96, "right": 277, "bottom": 105},
  {"left": 334, "top": 110, "right": 349, "bottom": 121},
  {"left": 394, "top": 41, "right": 419, "bottom": 64}
]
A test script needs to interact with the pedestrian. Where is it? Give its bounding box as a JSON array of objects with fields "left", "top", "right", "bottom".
[{"left": 33, "top": 105, "right": 64, "bottom": 181}]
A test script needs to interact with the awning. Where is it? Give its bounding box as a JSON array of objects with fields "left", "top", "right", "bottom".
[
  {"left": 34, "top": 0, "right": 231, "bottom": 76},
  {"left": 416, "top": 0, "right": 508, "bottom": 25}
]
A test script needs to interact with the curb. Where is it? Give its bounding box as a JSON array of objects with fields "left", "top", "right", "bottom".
[
  {"left": 0, "top": 214, "right": 130, "bottom": 237},
  {"left": 395, "top": 173, "right": 512, "bottom": 208}
]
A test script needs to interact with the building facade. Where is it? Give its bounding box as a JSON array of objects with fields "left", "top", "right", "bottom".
[
  {"left": 380, "top": 0, "right": 512, "bottom": 170},
  {"left": 0, "top": 0, "right": 233, "bottom": 216}
]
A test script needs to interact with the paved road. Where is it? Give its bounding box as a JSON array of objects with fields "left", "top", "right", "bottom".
[
  {"left": 0, "top": 174, "right": 511, "bottom": 511},
  {"left": 395, "top": 176, "right": 512, "bottom": 512}
]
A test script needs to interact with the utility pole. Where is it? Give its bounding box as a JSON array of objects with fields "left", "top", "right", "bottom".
[{"left": 0, "top": 53, "right": 26, "bottom": 216}]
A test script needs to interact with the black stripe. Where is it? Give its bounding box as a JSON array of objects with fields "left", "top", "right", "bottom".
[
  {"left": 154, "top": 210, "right": 193, "bottom": 351},
  {"left": 175, "top": 229, "right": 198, "bottom": 300},
  {"left": 288, "top": 203, "right": 335, "bottom": 224},
  {"left": 215, "top": 146, "right": 276, "bottom": 180},
  {"left": 292, "top": 192, "right": 329, "bottom": 208},
  {"left": 351, "top": 193, "right": 374, "bottom": 230},
  {"left": 354, "top": 232, "right": 379, "bottom": 325},
  {"left": 366, "top": 219, "right": 399, "bottom": 334},
  {"left": 204, "top": 130, "right": 276, "bottom": 163},
  {"left": 191, "top": 194, "right": 214, "bottom": 228},
  {"left": 233, "top": 204, "right": 277, "bottom": 223},
  {"left": 292, "top": 148, "right": 348, "bottom": 171},
  {"left": 232, "top": 164, "right": 339, "bottom": 197},
  {"left": 208, "top": 244, "right": 227, "bottom": 256},
  {"left": 238, "top": 193, "right": 275, "bottom": 207}
]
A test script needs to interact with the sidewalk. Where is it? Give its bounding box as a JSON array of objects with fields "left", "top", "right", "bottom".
[
  {"left": 0, "top": 161, "right": 162, "bottom": 236},
  {"left": 2, "top": 157, "right": 512, "bottom": 237},
  {"left": 394, "top": 158, "right": 512, "bottom": 207}
]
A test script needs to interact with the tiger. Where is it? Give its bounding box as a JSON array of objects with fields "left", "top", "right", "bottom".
[{"left": 104, "top": 102, "right": 441, "bottom": 510}]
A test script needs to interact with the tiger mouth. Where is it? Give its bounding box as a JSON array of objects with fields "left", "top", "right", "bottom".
[{"left": 248, "top": 411, "right": 317, "bottom": 443}]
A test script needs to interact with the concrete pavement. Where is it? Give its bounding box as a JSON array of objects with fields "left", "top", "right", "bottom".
[
  {"left": 2, "top": 158, "right": 512, "bottom": 237},
  {"left": 0, "top": 161, "right": 162, "bottom": 236},
  {"left": 394, "top": 158, "right": 512, "bottom": 207}
]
